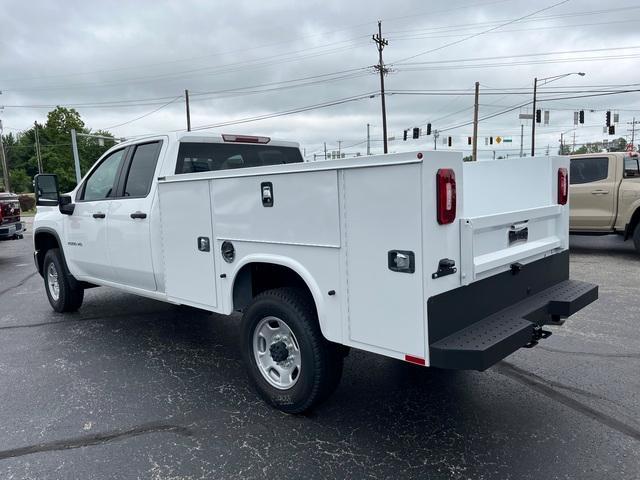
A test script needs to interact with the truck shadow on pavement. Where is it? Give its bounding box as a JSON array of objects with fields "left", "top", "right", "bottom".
[{"left": 569, "top": 234, "right": 637, "bottom": 259}]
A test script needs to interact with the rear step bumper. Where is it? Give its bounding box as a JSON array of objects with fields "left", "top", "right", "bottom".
[{"left": 429, "top": 279, "right": 598, "bottom": 371}]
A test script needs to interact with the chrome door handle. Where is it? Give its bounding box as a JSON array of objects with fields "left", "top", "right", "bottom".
[
  {"left": 130, "top": 211, "right": 147, "bottom": 219},
  {"left": 591, "top": 190, "right": 609, "bottom": 195},
  {"left": 92, "top": 212, "right": 106, "bottom": 219}
]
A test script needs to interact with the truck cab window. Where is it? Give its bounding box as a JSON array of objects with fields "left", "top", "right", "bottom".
[
  {"left": 81, "top": 149, "right": 126, "bottom": 201},
  {"left": 624, "top": 156, "right": 640, "bottom": 178},
  {"left": 175, "top": 142, "right": 303, "bottom": 174},
  {"left": 123, "top": 142, "right": 162, "bottom": 197},
  {"left": 570, "top": 157, "right": 609, "bottom": 184}
]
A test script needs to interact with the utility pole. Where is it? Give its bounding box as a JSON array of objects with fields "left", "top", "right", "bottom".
[
  {"left": 0, "top": 120, "right": 9, "bottom": 192},
  {"left": 337, "top": 140, "right": 342, "bottom": 158},
  {"left": 34, "top": 121, "right": 43, "bottom": 174},
  {"left": 366, "top": 123, "right": 371, "bottom": 156},
  {"left": 185, "top": 89, "right": 191, "bottom": 132},
  {"left": 530, "top": 77, "right": 538, "bottom": 157},
  {"left": 373, "top": 21, "right": 389, "bottom": 154},
  {"left": 472, "top": 81, "right": 479, "bottom": 161},
  {"left": 627, "top": 117, "right": 639, "bottom": 148},
  {"left": 560, "top": 132, "right": 564, "bottom": 154},
  {"left": 572, "top": 131, "right": 576, "bottom": 153},
  {"left": 324, "top": 142, "right": 327, "bottom": 160},
  {"left": 519, "top": 124, "right": 524, "bottom": 157}
]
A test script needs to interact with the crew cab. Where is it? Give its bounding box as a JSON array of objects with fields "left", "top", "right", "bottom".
[
  {"left": 33, "top": 132, "right": 597, "bottom": 413},
  {"left": 0, "top": 192, "right": 24, "bottom": 240},
  {"left": 569, "top": 151, "right": 640, "bottom": 253}
]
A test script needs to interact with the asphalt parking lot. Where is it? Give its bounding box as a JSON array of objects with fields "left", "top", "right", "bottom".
[{"left": 0, "top": 219, "right": 638, "bottom": 479}]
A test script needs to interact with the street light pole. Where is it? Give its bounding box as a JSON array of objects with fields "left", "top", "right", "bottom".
[{"left": 531, "top": 72, "right": 585, "bottom": 158}]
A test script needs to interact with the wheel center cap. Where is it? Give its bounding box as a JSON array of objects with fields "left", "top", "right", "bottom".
[{"left": 269, "top": 341, "right": 289, "bottom": 363}]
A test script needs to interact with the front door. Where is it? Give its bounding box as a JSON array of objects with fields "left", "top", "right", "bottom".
[
  {"left": 106, "top": 141, "right": 163, "bottom": 291},
  {"left": 569, "top": 155, "right": 617, "bottom": 231},
  {"left": 64, "top": 147, "right": 127, "bottom": 281}
]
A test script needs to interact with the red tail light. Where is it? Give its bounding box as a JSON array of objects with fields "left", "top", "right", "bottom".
[
  {"left": 436, "top": 168, "right": 456, "bottom": 225},
  {"left": 558, "top": 167, "right": 568, "bottom": 205}
]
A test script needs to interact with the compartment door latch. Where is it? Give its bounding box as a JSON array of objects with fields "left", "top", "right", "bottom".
[{"left": 388, "top": 250, "right": 415, "bottom": 274}]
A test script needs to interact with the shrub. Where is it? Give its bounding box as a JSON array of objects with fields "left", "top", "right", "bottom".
[{"left": 18, "top": 194, "right": 36, "bottom": 212}]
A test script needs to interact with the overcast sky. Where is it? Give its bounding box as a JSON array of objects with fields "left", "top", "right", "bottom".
[{"left": 1, "top": 0, "right": 639, "bottom": 159}]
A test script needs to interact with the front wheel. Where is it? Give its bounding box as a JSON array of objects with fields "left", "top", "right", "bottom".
[
  {"left": 241, "top": 287, "right": 343, "bottom": 414},
  {"left": 43, "top": 248, "right": 84, "bottom": 313}
]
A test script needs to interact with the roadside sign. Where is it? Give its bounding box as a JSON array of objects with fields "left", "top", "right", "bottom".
[
  {"left": 503, "top": 138, "right": 513, "bottom": 143},
  {"left": 519, "top": 113, "right": 533, "bottom": 120},
  {"left": 496, "top": 136, "right": 502, "bottom": 144}
]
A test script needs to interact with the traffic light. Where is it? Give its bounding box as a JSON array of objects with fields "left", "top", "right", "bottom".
[
  {"left": 606, "top": 110, "right": 611, "bottom": 127},
  {"left": 579, "top": 110, "right": 584, "bottom": 124},
  {"left": 426, "top": 123, "right": 432, "bottom": 135},
  {"left": 467, "top": 136, "right": 472, "bottom": 145},
  {"left": 448, "top": 136, "right": 452, "bottom": 147},
  {"left": 536, "top": 109, "right": 542, "bottom": 123},
  {"left": 403, "top": 130, "right": 408, "bottom": 141},
  {"left": 609, "top": 125, "right": 615, "bottom": 135},
  {"left": 489, "top": 136, "right": 493, "bottom": 145},
  {"left": 412, "top": 127, "right": 420, "bottom": 139}
]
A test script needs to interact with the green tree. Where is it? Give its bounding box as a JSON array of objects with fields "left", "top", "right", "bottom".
[{"left": 2, "top": 107, "right": 115, "bottom": 192}]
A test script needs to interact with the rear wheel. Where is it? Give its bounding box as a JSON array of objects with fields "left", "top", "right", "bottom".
[
  {"left": 43, "top": 249, "right": 84, "bottom": 313},
  {"left": 241, "top": 287, "right": 343, "bottom": 414},
  {"left": 632, "top": 223, "right": 640, "bottom": 254}
]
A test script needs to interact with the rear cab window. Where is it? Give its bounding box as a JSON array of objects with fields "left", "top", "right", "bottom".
[
  {"left": 570, "top": 157, "right": 609, "bottom": 184},
  {"left": 121, "top": 141, "right": 162, "bottom": 197},
  {"left": 623, "top": 155, "right": 640, "bottom": 178},
  {"left": 175, "top": 142, "right": 303, "bottom": 174}
]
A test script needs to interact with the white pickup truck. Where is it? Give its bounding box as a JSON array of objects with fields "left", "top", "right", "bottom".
[{"left": 33, "top": 132, "right": 597, "bottom": 413}]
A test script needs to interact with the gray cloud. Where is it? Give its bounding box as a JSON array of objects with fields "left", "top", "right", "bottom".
[{"left": 1, "top": 0, "right": 639, "bottom": 158}]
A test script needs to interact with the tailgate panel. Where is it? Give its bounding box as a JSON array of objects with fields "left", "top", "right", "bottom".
[{"left": 460, "top": 205, "right": 565, "bottom": 285}]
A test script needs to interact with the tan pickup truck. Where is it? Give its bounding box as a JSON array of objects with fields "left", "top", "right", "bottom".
[{"left": 569, "top": 151, "right": 640, "bottom": 253}]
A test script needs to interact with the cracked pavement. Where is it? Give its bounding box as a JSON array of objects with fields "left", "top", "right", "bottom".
[{"left": 0, "top": 220, "right": 638, "bottom": 479}]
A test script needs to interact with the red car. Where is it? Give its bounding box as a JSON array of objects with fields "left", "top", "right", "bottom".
[{"left": 0, "top": 193, "right": 25, "bottom": 239}]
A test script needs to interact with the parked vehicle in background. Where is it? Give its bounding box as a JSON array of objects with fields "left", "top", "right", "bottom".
[
  {"left": 0, "top": 192, "right": 24, "bottom": 240},
  {"left": 32, "top": 132, "right": 597, "bottom": 413},
  {"left": 569, "top": 152, "right": 640, "bottom": 253}
]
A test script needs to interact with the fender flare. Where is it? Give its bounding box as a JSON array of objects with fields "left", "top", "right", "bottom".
[
  {"left": 33, "top": 227, "right": 78, "bottom": 288},
  {"left": 228, "top": 254, "right": 328, "bottom": 336}
]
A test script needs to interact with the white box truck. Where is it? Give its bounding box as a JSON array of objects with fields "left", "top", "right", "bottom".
[{"left": 33, "top": 132, "right": 597, "bottom": 413}]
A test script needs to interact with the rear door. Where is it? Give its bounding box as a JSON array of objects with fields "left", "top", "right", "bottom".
[
  {"left": 569, "top": 155, "right": 616, "bottom": 230},
  {"left": 65, "top": 147, "right": 127, "bottom": 281},
  {"left": 106, "top": 140, "right": 163, "bottom": 291}
]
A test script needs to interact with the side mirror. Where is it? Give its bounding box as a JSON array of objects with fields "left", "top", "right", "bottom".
[
  {"left": 59, "top": 195, "right": 75, "bottom": 215},
  {"left": 34, "top": 174, "right": 59, "bottom": 206}
]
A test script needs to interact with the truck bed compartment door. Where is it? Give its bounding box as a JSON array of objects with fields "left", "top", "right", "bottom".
[
  {"left": 158, "top": 180, "right": 218, "bottom": 308},
  {"left": 343, "top": 164, "right": 425, "bottom": 358}
]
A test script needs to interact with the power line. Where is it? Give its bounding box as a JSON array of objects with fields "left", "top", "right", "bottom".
[
  {"left": 99, "top": 96, "right": 182, "bottom": 130},
  {"left": 190, "top": 92, "right": 378, "bottom": 131},
  {"left": 390, "top": 0, "right": 570, "bottom": 64}
]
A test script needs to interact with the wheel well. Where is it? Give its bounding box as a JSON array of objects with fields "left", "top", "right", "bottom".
[
  {"left": 625, "top": 207, "right": 640, "bottom": 240},
  {"left": 232, "top": 262, "right": 315, "bottom": 312},
  {"left": 34, "top": 231, "right": 60, "bottom": 276}
]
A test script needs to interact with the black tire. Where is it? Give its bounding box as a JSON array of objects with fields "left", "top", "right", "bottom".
[
  {"left": 241, "top": 287, "right": 343, "bottom": 414},
  {"left": 633, "top": 223, "right": 640, "bottom": 255},
  {"left": 43, "top": 248, "right": 84, "bottom": 313}
]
